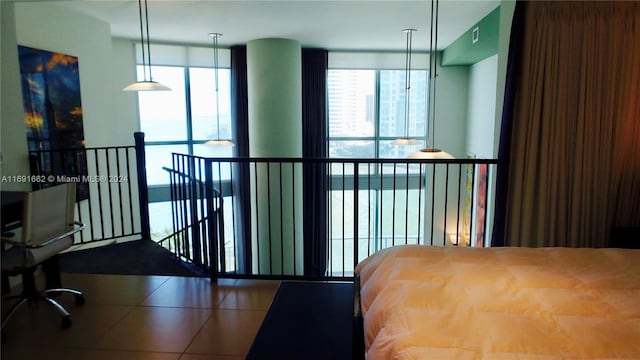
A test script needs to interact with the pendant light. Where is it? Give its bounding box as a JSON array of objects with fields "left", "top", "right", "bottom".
[
  {"left": 205, "top": 33, "right": 234, "bottom": 147},
  {"left": 392, "top": 28, "right": 421, "bottom": 146},
  {"left": 410, "top": 0, "right": 453, "bottom": 159},
  {"left": 123, "top": 0, "right": 170, "bottom": 91}
]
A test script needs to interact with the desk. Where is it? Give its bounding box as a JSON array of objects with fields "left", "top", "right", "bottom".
[
  {"left": 2, "top": 192, "right": 22, "bottom": 294},
  {"left": 2, "top": 191, "right": 26, "bottom": 294},
  {"left": 1, "top": 191, "right": 25, "bottom": 232}
]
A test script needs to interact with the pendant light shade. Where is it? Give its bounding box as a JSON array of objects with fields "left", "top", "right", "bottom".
[
  {"left": 205, "top": 33, "right": 234, "bottom": 147},
  {"left": 392, "top": 28, "right": 420, "bottom": 146},
  {"left": 408, "top": 148, "right": 454, "bottom": 159},
  {"left": 123, "top": 81, "right": 170, "bottom": 91},
  {"left": 123, "top": 0, "right": 170, "bottom": 91},
  {"left": 410, "top": 0, "right": 453, "bottom": 159},
  {"left": 391, "top": 138, "right": 421, "bottom": 146},
  {"left": 205, "top": 139, "right": 235, "bottom": 147}
]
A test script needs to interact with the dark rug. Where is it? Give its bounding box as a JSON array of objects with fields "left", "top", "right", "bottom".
[
  {"left": 58, "top": 240, "right": 206, "bottom": 277},
  {"left": 247, "top": 281, "right": 355, "bottom": 360}
]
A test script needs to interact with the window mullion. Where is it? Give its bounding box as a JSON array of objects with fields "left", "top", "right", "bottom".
[
  {"left": 184, "top": 67, "right": 194, "bottom": 154},
  {"left": 374, "top": 70, "right": 381, "bottom": 160}
]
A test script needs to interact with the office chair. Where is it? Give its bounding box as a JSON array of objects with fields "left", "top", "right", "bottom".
[{"left": 1, "top": 183, "right": 85, "bottom": 337}]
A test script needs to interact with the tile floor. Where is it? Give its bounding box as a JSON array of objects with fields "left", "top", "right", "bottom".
[{"left": 1, "top": 273, "right": 280, "bottom": 360}]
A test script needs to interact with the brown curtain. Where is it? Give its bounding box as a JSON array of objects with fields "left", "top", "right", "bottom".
[{"left": 502, "top": 1, "right": 640, "bottom": 247}]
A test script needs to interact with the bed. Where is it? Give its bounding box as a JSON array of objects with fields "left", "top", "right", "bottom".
[{"left": 354, "top": 245, "right": 640, "bottom": 359}]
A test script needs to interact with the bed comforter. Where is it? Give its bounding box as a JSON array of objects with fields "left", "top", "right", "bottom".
[{"left": 355, "top": 245, "right": 640, "bottom": 359}]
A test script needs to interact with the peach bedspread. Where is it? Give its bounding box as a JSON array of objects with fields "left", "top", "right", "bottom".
[{"left": 355, "top": 245, "right": 640, "bottom": 360}]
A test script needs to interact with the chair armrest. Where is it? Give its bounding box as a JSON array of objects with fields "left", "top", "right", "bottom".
[
  {"left": 1, "top": 222, "right": 85, "bottom": 249},
  {"left": 1, "top": 236, "right": 20, "bottom": 246}
]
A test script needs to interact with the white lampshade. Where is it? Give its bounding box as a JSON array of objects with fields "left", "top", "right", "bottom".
[
  {"left": 409, "top": 148, "right": 454, "bottom": 159},
  {"left": 391, "top": 138, "right": 421, "bottom": 146},
  {"left": 205, "top": 139, "right": 235, "bottom": 147},
  {"left": 123, "top": 80, "right": 171, "bottom": 91}
]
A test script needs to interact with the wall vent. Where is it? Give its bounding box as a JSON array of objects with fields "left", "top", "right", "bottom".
[{"left": 472, "top": 26, "right": 479, "bottom": 44}]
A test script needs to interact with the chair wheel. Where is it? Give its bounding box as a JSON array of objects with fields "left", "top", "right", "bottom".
[
  {"left": 75, "top": 295, "right": 85, "bottom": 306},
  {"left": 62, "top": 316, "right": 72, "bottom": 328}
]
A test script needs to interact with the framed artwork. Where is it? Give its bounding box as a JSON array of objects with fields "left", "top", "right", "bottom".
[
  {"left": 462, "top": 153, "right": 488, "bottom": 247},
  {"left": 473, "top": 163, "right": 488, "bottom": 248},
  {"left": 462, "top": 153, "right": 475, "bottom": 245},
  {"left": 17, "top": 45, "right": 88, "bottom": 198}
]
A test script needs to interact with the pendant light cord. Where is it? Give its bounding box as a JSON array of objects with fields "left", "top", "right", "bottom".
[
  {"left": 211, "top": 33, "right": 222, "bottom": 139},
  {"left": 403, "top": 29, "right": 414, "bottom": 139},
  {"left": 144, "top": 0, "right": 154, "bottom": 82},
  {"left": 427, "top": 0, "right": 440, "bottom": 149},
  {"left": 137, "top": 0, "right": 147, "bottom": 81}
]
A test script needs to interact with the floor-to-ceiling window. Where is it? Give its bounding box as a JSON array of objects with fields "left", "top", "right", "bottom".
[
  {"left": 327, "top": 64, "right": 429, "bottom": 274},
  {"left": 137, "top": 64, "right": 233, "bottom": 241}
]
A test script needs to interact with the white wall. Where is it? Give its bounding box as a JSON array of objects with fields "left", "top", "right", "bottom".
[
  {"left": 13, "top": 2, "right": 138, "bottom": 148},
  {"left": 419, "top": 56, "right": 469, "bottom": 245},
  {"left": 1, "top": 2, "right": 31, "bottom": 191},
  {"left": 434, "top": 55, "right": 469, "bottom": 158},
  {"left": 111, "top": 38, "right": 142, "bottom": 139},
  {"left": 0, "top": 3, "right": 29, "bottom": 288},
  {"left": 466, "top": 55, "right": 498, "bottom": 158}
]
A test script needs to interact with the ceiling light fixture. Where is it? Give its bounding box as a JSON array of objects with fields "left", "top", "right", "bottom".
[
  {"left": 410, "top": 0, "right": 453, "bottom": 159},
  {"left": 392, "top": 28, "right": 421, "bottom": 146},
  {"left": 205, "top": 33, "right": 234, "bottom": 147},
  {"left": 123, "top": 0, "right": 170, "bottom": 91}
]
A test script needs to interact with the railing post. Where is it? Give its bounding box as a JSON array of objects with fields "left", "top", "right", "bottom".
[
  {"left": 353, "top": 161, "right": 359, "bottom": 271},
  {"left": 188, "top": 157, "right": 202, "bottom": 266},
  {"left": 204, "top": 160, "right": 218, "bottom": 281},
  {"left": 134, "top": 132, "right": 151, "bottom": 241}
]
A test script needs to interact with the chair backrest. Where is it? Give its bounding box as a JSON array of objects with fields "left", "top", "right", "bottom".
[{"left": 22, "top": 183, "right": 76, "bottom": 247}]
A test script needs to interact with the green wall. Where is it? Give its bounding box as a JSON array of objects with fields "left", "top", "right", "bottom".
[{"left": 442, "top": 6, "right": 500, "bottom": 66}]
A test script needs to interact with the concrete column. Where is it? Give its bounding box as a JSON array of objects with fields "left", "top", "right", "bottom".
[{"left": 246, "top": 38, "right": 304, "bottom": 275}]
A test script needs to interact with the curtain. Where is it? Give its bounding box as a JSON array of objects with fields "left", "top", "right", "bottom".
[
  {"left": 492, "top": 2, "right": 527, "bottom": 247},
  {"left": 495, "top": 1, "right": 640, "bottom": 247},
  {"left": 230, "top": 45, "right": 251, "bottom": 272},
  {"left": 301, "top": 48, "right": 328, "bottom": 276}
]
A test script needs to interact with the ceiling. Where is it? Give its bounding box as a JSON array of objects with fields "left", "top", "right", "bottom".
[{"left": 34, "top": 0, "right": 500, "bottom": 51}]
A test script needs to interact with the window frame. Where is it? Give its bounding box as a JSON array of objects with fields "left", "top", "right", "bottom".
[
  {"left": 327, "top": 68, "right": 428, "bottom": 160},
  {"left": 137, "top": 64, "right": 233, "bottom": 202}
]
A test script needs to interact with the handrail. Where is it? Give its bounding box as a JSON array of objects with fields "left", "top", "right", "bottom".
[
  {"left": 167, "top": 154, "right": 498, "bottom": 165},
  {"left": 161, "top": 166, "right": 222, "bottom": 198},
  {"left": 1, "top": 221, "right": 86, "bottom": 249},
  {"left": 28, "top": 145, "right": 136, "bottom": 152},
  {"left": 160, "top": 152, "right": 497, "bottom": 279}
]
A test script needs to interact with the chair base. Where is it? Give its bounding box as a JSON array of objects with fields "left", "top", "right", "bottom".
[
  {"left": 2, "top": 288, "right": 85, "bottom": 326},
  {"left": 1, "top": 262, "right": 85, "bottom": 342}
]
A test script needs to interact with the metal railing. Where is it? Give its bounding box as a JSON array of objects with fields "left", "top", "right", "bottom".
[
  {"left": 27, "top": 133, "right": 150, "bottom": 244},
  {"left": 161, "top": 153, "right": 497, "bottom": 280},
  {"left": 159, "top": 163, "right": 224, "bottom": 274}
]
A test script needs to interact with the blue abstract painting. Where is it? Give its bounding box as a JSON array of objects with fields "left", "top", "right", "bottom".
[{"left": 18, "top": 45, "right": 88, "bottom": 196}]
